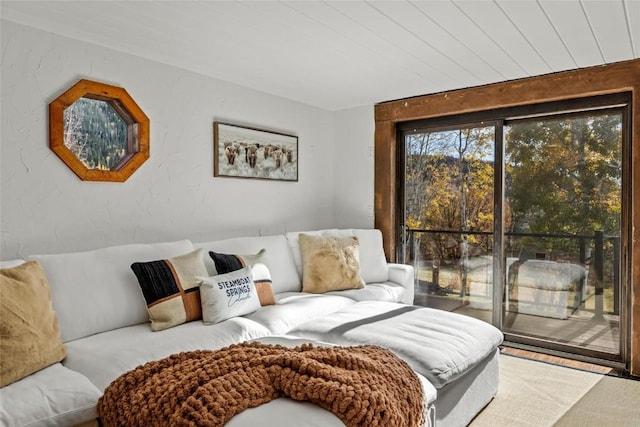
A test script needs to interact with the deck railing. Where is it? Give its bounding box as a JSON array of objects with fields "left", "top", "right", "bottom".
[{"left": 405, "top": 228, "right": 620, "bottom": 318}]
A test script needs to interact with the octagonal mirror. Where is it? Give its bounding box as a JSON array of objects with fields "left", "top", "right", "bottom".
[{"left": 49, "top": 79, "right": 149, "bottom": 182}]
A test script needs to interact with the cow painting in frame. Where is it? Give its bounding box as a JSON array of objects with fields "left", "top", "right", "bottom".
[{"left": 214, "top": 122, "right": 298, "bottom": 182}]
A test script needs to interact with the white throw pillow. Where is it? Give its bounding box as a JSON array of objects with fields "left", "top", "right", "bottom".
[{"left": 198, "top": 266, "right": 261, "bottom": 324}]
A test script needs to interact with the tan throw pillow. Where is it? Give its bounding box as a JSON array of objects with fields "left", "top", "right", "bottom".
[
  {"left": 0, "top": 261, "right": 66, "bottom": 387},
  {"left": 299, "top": 234, "right": 365, "bottom": 294}
]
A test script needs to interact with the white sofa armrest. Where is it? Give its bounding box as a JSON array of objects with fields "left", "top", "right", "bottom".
[{"left": 388, "top": 263, "right": 415, "bottom": 305}]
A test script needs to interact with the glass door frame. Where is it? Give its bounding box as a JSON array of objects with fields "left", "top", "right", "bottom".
[{"left": 396, "top": 92, "right": 632, "bottom": 366}]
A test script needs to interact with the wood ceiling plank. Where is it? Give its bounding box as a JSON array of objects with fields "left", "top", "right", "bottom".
[
  {"left": 1, "top": 0, "right": 637, "bottom": 111},
  {"left": 411, "top": 0, "right": 524, "bottom": 81},
  {"left": 625, "top": 0, "right": 640, "bottom": 57},
  {"left": 455, "top": 0, "right": 551, "bottom": 77},
  {"left": 581, "top": 0, "right": 635, "bottom": 63},
  {"left": 231, "top": 1, "right": 417, "bottom": 107},
  {"left": 285, "top": 1, "right": 419, "bottom": 72},
  {"left": 496, "top": 0, "right": 577, "bottom": 72},
  {"left": 368, "top": 1, "right": 485, "bottom": 85},
  {"left": 328, "top": 0, "right": 463, "bottom": 89},
  {"left": 281, "top": 1, "right": 454, "bottom": 103},
  {"left": 300, "top": 1, "right": 453, "bottom": 97},
  {"left": 538, "top": 0, "right": 606, "bottom": 68},
  {"left": 409, "top": 0, "right": 512, "bottom": 83}
]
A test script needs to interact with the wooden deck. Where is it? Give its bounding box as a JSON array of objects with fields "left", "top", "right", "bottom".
[{"left": 415, "top": 291, "right": 620, "bottom": 356}]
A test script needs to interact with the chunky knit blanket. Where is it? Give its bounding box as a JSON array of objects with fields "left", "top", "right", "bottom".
[{"left": 98, "top": 342, "right": 424, "bottom": 427}]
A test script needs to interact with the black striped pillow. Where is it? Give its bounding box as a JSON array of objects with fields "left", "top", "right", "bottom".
[{"left": 131, "top": 248, "right": 208, "bottom": 331}]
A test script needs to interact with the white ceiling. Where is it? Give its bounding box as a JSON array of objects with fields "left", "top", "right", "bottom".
[{"left": 1, "top": 1, "right": 638, "bottom": 111}]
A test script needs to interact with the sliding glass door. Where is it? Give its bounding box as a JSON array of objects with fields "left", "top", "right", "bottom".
[
  {"left": 400, "top": 94, "right": 629, "bottom": 363},
  {"left": 503, "top": 112, "right": 623, "bottom": 356},
  {"left": 403, "top": 125, "right": 497, "bottom": 322}
]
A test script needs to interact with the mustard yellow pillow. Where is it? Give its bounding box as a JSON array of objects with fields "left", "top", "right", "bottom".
[
  {"left": 0, "top": 261, "right": 66, "bottom": 387},
  {"left": 298, "top": 234, "right": 365, "bottom": 294}
]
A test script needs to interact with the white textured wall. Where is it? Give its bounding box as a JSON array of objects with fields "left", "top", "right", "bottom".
[
  {"left": 333, "top": 105, "right": 376, "bottom": 229},
  {"left": 0, "top": 21, "right": 339, "bottom": 259}
]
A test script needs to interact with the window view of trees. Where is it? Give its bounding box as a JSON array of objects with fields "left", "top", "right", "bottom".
[
  {"left": 63, "top": 98, "right": 128, "bottom": 170},
  {"left": 405, "top": 111, "right": 622, "bottom": 265},
  {"left": 405, "top": 126, "right": 495, "bottom": 262},
  {"left": 505, "top": 113, "right": 622, "bottom": 261}
]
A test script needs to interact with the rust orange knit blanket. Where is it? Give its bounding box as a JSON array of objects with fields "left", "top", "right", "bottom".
[{"left": 98, "top": 342, "right": 425, "bottom": 427}]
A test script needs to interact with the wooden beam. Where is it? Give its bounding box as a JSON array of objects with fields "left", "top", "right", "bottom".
[
  {"left": 376, "top": 60, "right": 639, "bottom": 122},
  {"left": 374, "top": 120, "right": 396, "bottom": 261}
]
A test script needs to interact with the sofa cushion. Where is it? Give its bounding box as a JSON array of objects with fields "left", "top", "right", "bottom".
[
  {"left": 63, "top": 319, "right": 272, "bottom": 391},
  {"left": 195, "top": 235, "right": 299, "bottom": 293},
  {"left": 0, "top": 259, "right": 25, "bottom": 269},
  {"left": 243, "top": 292, "right": 355, "bottom": 335},
  {"left": 199, "top": 266, "right": 262, "bottom": 324},
  {"left": 30, "top": 240, "right": 194, "bottom": 342},
  {"left": 0, "top": 261, "right": 66, "bottom": 387},
  {"left": 131, "top": 248, "right": 208, "bottom": 331},
  {"left": 0, "top": 363, "right": 101, "bottom": 427},
  {"left": 209, "top": 249, "right": 276, "bottom": 305},
  {"left": 289, "top": 301, "right": 504, "bottom": 388},
  {"left": 325, "top": 282, "right": 407, "bottom": 303},
  {"left": 299, "top": 234, "right": 365, "bottom": 294},
  {"left": 388, "top": 263, "right": 415, "bottom": 305},
  {"left": 351, "top": 229, "right": 389, "bottom": 283}
]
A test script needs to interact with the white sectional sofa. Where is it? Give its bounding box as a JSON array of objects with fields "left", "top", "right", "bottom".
[{"left": 0, "top": 228, "right": 502, "bottom": 427}]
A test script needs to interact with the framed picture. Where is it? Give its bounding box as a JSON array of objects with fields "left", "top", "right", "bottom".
[{"left": 214, "top": 122, "right": 298, "bottom": 182}]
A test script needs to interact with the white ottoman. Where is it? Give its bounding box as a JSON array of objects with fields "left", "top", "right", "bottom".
[{"left": 289, "top": 301, "right": 503, "bottom": 427}]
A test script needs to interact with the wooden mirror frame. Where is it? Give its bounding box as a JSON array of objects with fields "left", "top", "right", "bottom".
[{"left": 49, "top": 79, "right": 149, "bottom": 182}]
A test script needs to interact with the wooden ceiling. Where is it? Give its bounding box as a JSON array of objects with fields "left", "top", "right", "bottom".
[{"left": 2, "top": 1, "right": 638, "bottom": 110}]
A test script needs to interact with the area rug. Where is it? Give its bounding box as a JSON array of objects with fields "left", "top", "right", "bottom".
[
  {"left": 469, "top": 354, "right": 640, "bottom": 427},
  {"left": 554, "top": 375, "right": 640, "bottom": 426}
]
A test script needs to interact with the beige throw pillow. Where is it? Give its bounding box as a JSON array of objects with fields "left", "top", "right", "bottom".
[
  {"left": 0, "top": 261, "right": 66, "bottom": 387},
  {"left": 299, "top": 234, "right": 365, "bottom": 294}
]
